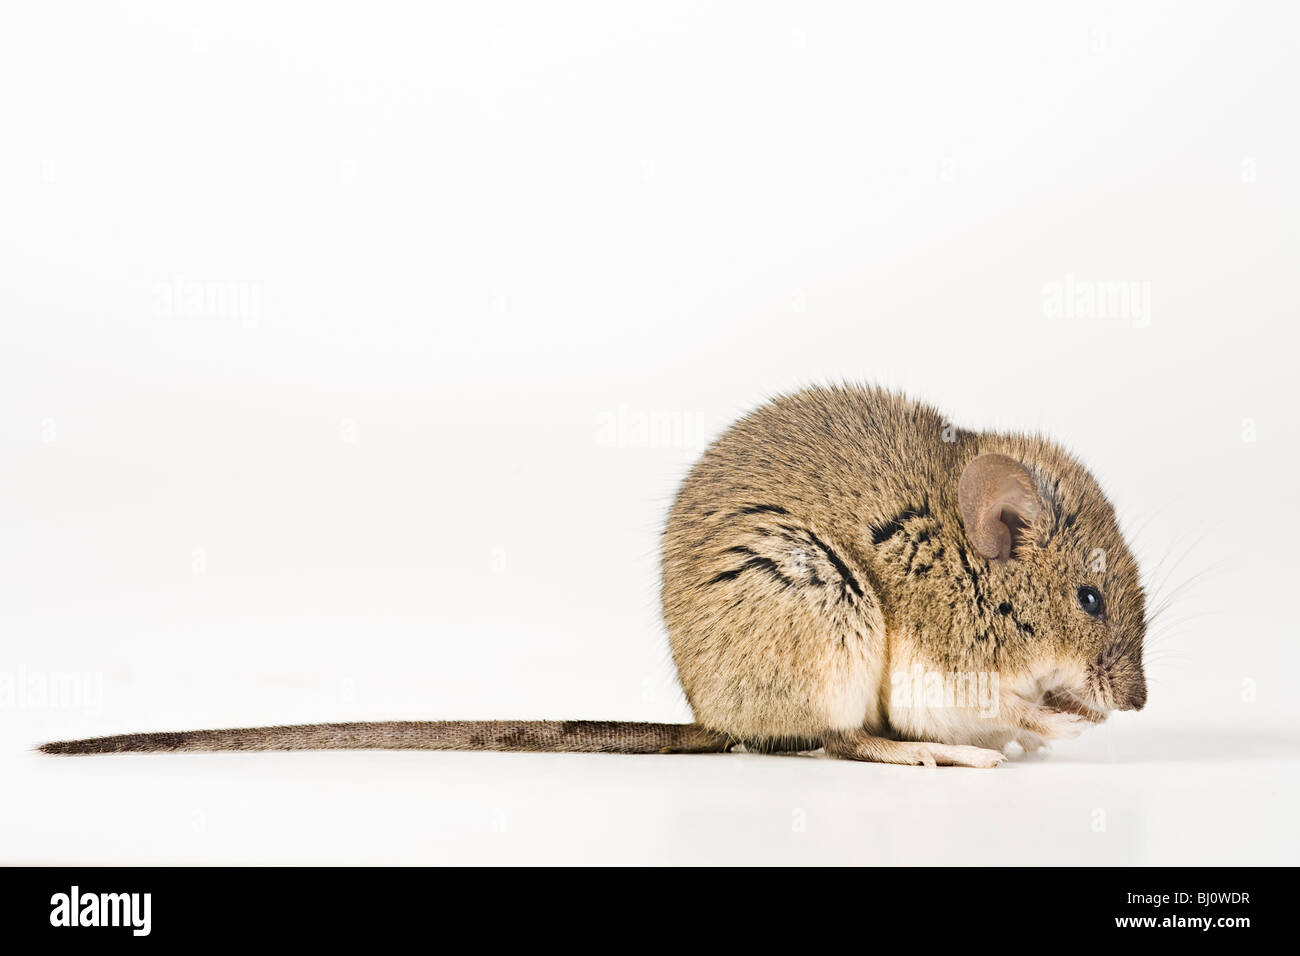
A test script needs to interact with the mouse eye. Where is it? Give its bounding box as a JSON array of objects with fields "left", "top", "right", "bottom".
[{"left": 1076, "top": 586, "right": 1104, "bottom": 617}]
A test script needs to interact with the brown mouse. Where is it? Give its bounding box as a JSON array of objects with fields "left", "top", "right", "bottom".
[{"left": 41, "top": 385, "right": 1146, "bottom": 767}]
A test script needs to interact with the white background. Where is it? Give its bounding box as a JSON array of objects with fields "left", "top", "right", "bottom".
[{"left": 2, "top": 2, "right": 1297, "bottom": 864}]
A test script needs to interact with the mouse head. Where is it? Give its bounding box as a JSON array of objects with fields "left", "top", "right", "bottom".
[{"left": 958, "top": 447, "right": 1147, "bottom": 716}]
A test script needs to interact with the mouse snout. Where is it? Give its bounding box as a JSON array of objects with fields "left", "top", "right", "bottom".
[
  {"left": 1091, "top": 647, "right": 1147, "bottom": 712},
  {"left": 1116, "top": 675, "right": 1147, "bottom": 711},
  {"left": 1109, "top": 662, "right": 1147, "bottom": 711}
]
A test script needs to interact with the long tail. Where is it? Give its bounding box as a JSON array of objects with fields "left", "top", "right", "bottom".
[{"left": 39, "top": 720, "right": 733, "bottom": 755}]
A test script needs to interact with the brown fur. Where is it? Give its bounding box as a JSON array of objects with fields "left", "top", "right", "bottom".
[{"left": 661, "top": 384, "right": 1146, "bottom": 763}]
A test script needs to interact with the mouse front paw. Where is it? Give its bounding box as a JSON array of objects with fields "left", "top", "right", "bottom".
[
  {"left": 1014, "top": 731, "right": 1048, "bottom": 754},
  {"left": 1016, "top": 703, "right": 1100, "bottom": 740}
]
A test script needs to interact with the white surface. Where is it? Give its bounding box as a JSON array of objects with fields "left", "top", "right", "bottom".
[
  {"left": 6, "top": 720, "right": 1300, "bottom": 866},
  {"left": 2, "top": 3, "right": 1298, "bottom": 865}
]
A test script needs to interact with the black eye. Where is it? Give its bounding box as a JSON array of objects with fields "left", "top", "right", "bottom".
[{"left": 1076, "top": 586, "right": 1103, "bottom": 617}]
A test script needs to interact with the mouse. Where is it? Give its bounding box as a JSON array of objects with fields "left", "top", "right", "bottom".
[{"left": 40, "top": 384, "right": 1147, "bottom": 767}]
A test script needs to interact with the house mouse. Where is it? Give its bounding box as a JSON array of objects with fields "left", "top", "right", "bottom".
[{"left": 41, "top": 384, "right": 1146, "bottom": 767}]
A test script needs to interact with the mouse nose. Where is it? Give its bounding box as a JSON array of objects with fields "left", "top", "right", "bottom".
[{"left": 1116, "top": 675, "right": 1147, "bottom": 711}]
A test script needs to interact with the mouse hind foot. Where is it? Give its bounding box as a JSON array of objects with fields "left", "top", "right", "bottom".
[{"left": 824, "top": 729, "right": 1005, "bottom": 768}]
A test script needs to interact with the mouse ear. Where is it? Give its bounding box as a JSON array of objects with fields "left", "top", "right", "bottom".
[{"left": 957, "top": 454, "right": 1045, "bottom": 561}]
